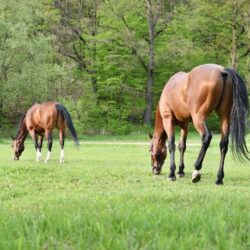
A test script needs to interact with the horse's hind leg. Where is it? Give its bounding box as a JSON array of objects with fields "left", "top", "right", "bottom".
[
  {"left": 45, "top": 130, "right": 53, "bottom": 163},
  {"left": 216, "top": 117, "right": 229, "bottom": 185},
  {"left": 177, "top": 125, "right": 188, "bottom": 177},
  {"left": 59, "top": 130, "right": 65, "bottom": 163},
  {"left": 192, "top": 116, "right": 212, "bottom": 183}
]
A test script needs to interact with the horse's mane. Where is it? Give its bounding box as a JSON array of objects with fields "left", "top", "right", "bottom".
[{"left": 14, "top": 113, "right": 27, "bottom": 139}]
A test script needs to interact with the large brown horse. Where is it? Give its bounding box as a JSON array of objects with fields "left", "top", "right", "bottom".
[
  {"left": 12, "top": 101, "right": 79, "bottom": 162},
  {"left": 150, "top": 64, "right": 249, "bottom": 184}
]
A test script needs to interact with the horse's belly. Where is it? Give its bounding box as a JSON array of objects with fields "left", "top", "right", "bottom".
[
  {"left": 173, "top": 106, "right": 191, "bottom": 123},
  {"left": 35, "top": 127, "right": 45, "bottom": 134},
  {"left": 168, "top": 94, "right": 190, "bottom": 122}
]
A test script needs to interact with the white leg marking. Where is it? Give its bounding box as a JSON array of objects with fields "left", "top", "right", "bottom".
[
  {"left": 36, "top": 150, "right": 42, "bottom": 161},
  {"left": 192, "top": 170, "right": 200, "bottom": 178},
  {"left": 192, "top": 169, "right": 201, "bottom": 183},
  {"left": 60, "top": 149, "right": 64, "bottom": 163},
  {"left": 44, "top": 151, "right": 51, "bottom": 163}
]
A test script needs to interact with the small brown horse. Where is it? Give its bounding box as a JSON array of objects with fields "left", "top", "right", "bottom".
[
  {"left": 150, "top": 64, "right": 249, "bottom": 184},
  {"left": 12, "top": 101, "right": 79, "bottom": 162}
]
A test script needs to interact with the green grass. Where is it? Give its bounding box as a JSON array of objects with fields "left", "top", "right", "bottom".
[{"left": 0, "top": 134, "right": 250, "bottom": 250}]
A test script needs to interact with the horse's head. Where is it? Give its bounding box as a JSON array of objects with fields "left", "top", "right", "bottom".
[
  {"left": 149, "top": 133, "right": 167, "bottom": 175},
  {"left": 12, "top": 137, "right": 25, "bottom": 160}
]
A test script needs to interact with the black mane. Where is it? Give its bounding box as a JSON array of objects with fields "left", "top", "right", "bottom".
[{"left": 14, "top": 113, "right": 27, "bottom": 139}]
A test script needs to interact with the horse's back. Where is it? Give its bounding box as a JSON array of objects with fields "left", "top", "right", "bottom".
[
  {"left": 26, "top": 101, "right": 65, "bottom": 131},
  {"left": 39, "top": 101, "right": 58, "bottom": 115}
]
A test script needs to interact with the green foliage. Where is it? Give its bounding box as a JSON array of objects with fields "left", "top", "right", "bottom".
[{"left": 0, "top": 0, "right": 249, "bottom": 134}]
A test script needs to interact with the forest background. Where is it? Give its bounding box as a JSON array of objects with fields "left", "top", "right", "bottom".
[{"left": 0, "top": 0, "right": 249, "bottom": 135}]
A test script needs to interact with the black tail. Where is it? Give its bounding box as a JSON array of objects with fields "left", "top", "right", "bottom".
[
  {"left": 56, "top": 104, "right": 79, "bottom": 146},
  {"left": 224, "top": 68, "right": 249, "bottom": 161}
]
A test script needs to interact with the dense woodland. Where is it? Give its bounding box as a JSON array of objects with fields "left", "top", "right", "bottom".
[{"left": 0, "top": 0, "right": 249, "bottom": 135}]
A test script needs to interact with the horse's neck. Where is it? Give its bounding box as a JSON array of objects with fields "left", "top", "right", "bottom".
[{"left": 153, "top": 105, "right": 167, "bottom": 142}]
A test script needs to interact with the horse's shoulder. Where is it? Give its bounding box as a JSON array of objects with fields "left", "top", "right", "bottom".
[
  {"left": 27, "top": 103, "right": 40, "bottom": 113},
  {"left": 189, "top": 64, "right": 224, "bottom": 74},
  {"left": 167, "top": 71, "right": 187, "bottom": 86},
  {"left": 172, "top": 71, "right": 187, "bottom": 79}
]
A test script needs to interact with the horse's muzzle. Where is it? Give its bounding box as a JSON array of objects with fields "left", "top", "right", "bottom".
[
  {"left": 14, "top": 156, "right": 19, "bottom": 160},
  {"left": 152, "top": 166, "right": 161, "bottom": 175}
]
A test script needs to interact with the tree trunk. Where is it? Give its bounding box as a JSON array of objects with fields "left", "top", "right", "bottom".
[
  {"left": 144, "top": 0, "right": 155, "bottom": 126},
  {"left": 230, "top": 7, "right": 238, "bottom": 70},
  {"left": 144, "top": 54, "right": 154, "bottom": 126},
  {"left": 90, "top": 1, "right": 98, "bottom": 94}
]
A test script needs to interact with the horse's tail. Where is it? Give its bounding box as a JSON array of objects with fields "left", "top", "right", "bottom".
[
  {"left": 224, "top": 68, "right": 249, "bottom": 161},
  {"left": 56, "top": 103, "right": 79, "bottom": 146}
]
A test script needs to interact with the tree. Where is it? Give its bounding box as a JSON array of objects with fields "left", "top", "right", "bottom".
[
  {"left": 227, "top": 0, "right": 250, "bottom": 70},
  {"left": 0, "top": 0, "right": 64, "bottom": 126},
  {"left": 54, "top": 0, "right": 102, "bottom": 93},
  {"left": 105, "top": 0, "right": 177, "bottom": 125}
]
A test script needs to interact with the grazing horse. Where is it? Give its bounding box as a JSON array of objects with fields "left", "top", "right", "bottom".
[
  {"left": 150, "top": 64, "right": 249, "bottom": 184},
  {"left": 12, "top": 101, "right": 79, "bottom": 162}
]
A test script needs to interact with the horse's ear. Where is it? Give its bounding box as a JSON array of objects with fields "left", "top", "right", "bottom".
[{"left": 149, "top": 132, "right": 153, "bottom": 139}]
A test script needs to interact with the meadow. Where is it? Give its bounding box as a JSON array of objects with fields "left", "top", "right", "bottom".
[{"left": 0, "top": 133, "right": 249, "bottom": 250}]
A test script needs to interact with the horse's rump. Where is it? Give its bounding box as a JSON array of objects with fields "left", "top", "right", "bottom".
[{"left": 186, "top": 64, "right": 227, "bottom": 116}]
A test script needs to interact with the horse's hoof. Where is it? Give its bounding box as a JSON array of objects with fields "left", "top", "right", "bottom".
[
  {"left": 177, "top": 172, "right": 185, "bottom": 178},
  {"left": 215, "top": 179, "right": 223, "bottom": 185},
  {"left": 167, "top": 176, "right": 176, "bottom": 181},
  {"left": 192, "top": 170, "right": 201, "bottom": 183}
]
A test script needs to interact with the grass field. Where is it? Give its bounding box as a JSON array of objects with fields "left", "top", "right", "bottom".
[{"left": 0, "top": 134, "right": 250, "bottom": 250}]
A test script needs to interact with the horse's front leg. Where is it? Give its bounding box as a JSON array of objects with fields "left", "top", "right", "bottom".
[
  {"left": 29, "top": 129, "right": 39, "bottom": 161},
  {"left": 36, "top": 135, "right": 44, "bottom": 161},
  {"left": 177, "top": 125, "right": 188, "bottom": 177},
  {"left": 45, "top": 130, "right": 52, "bottom": 163},
  {"left": 192, "top": 117, "right": 212, "bottom": 183},
  {"left": 163, "top": 118, "right": 176, "bottom": 181}
]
